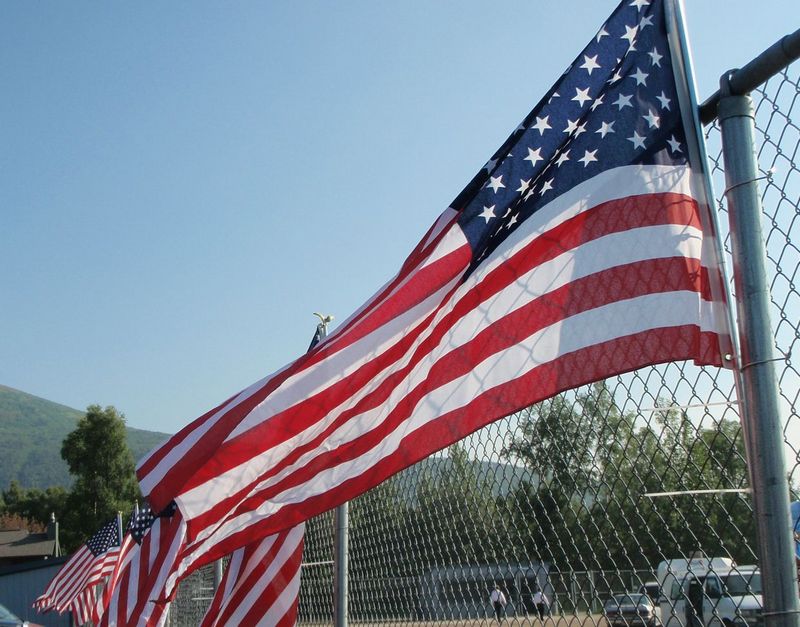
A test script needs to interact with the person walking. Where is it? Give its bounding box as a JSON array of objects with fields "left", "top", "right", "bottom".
[
  {"left": 533, "top": 588, "right": 549, "bottom": 620},
  {"left": 490, "top": 584, "right": 507, "bottom": 623}
]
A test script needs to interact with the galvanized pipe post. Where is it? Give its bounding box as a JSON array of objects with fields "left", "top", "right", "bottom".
[
  {"left": 214, "top": 559, "right": 224, "bottom": 590},
  {"left": 717, "top": 74, "right": 800, "bottom": 627},
  {"left": 334, "top": 502, "right": 349, "bottom": 627}
]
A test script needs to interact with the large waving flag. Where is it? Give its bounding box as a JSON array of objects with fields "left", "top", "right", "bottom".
[
  {"left": 199, "top": 523, "right": 305, "bottom": 627},
  {"left": 138, "top": 0, "right": 731, "bottom": 593},
  {"left": 34, "top": 517, "right": 122, "bottom": 619}
]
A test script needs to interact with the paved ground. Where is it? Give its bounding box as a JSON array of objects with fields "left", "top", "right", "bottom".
[{"left": 302, "top": 614, "right": 604, "bottom": 627}]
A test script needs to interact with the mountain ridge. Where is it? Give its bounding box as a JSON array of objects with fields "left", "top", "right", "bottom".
[{"left": 0, "top": 384, "right": 170, "bottom": 490}]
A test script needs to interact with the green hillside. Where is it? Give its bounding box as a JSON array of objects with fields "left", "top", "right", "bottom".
[{"left": 0, "top": 384, "right": 170, "bottom": 490}]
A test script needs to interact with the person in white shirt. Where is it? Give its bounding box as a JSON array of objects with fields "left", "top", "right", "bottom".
[
  {"left": 490, "top": 584, "right": 507, "bottom": 622},
  {"left": 533, "top": 588, "right": 549, "bottom": 620}
]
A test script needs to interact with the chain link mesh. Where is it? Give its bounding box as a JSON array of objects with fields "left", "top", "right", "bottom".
[{"left": 166, "top": 62, "right": 800, "bottom": 627}]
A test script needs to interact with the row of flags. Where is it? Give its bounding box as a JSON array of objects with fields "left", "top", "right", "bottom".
[
  {"left": 34, "top": 506, "right": 306, "bottom": 626},
  {"left": 35, "top": 0, "right": 733, "bottom": 624}
]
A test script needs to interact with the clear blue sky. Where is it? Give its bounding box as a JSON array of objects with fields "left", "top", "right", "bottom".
[{"left": 1, "top": 1, "right": 795, "bottom": 436}]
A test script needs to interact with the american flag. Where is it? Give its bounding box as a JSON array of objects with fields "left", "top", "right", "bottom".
[
  {"left": 199, "top": 523, "right": 305, "bottom": 627},
  {"left": 139, "top": 0, "right": 731, "bottom": 592},
  {"left": 34, "top": 517, "right": 122, "bottom": 618},
  {"left": 96, "top": 503, "right": 184, "bottom": 627},
  {"left": 71, "top": 587, "right": 101, "bottom": 626}
]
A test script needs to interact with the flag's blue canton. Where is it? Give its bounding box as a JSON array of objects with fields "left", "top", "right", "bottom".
[
  {"left": 159, "top": 500, "right": 178, "bottom": 519},
  {"left": 87, "top": 518, "right": 121, "bottom": 557},
  {"left": 126, "top": 501, "right": 177, "bottom": 544},
  {"left": 455, "top": 0, "right": 687, "bottom": 272},
  {"left": 128, "top": 505, "right": 156, "bottom": 544}
]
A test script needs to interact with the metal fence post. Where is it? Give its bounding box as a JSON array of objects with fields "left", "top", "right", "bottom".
[
  {"left": 717, "top": 74, "right": 800, "bottom": 627},
  {"left": 213, "top": 559, "right": 223, "bottom": 590},
  {"left": 334, "top": 502, "right": 349, "bottom": 627}
]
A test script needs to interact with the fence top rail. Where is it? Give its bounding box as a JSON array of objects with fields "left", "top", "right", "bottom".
[{"left": 699, "top": 28, "right": 800, "bottom": 125}]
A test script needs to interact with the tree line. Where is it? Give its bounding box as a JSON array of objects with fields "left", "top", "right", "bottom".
[{"left": 0, "top": 405, "right": 140, "bottom": 551}]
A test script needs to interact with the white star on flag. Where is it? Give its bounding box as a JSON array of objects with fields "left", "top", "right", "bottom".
[
  {"left": 524, "top": 147, "right": 544, "bottom": 166},
  {"left": 564, "top": 119, "right": 587, "bottom": 136},
  {"left": 621, "top": 24, "right": 638, "bottom": 47},
  {"left": 487, "top": 175, "right": 505, "bottom": 193},
  {"left": 648, "top": 47, "right": 663, "bottom": 66},
  {"left": 631, "top": 67, "right": 649, "bottom": 86},
  {"left": 643, "top": 110, "right": 660, "bottom": 128},
  {"left": 572, "top": 87, "right": 593, "bottom": 107},
  {"left": 579, "top": 149, "right": 599, "bottom": 167},
  {"left": 479, "top": 205, "right": 496, "bottom": 222},
  {"left": 628, "top": 130, "right": 646, "bottom": 150},
  {"left": 580, "top": 55, "right": 602, "bottom": 75},
  {"left": 596, "top": 121, "right": 616, "bottom": 138},
  {"left": 531, "top": 116, "right": 551, "bottom": 135},
  {"left": 614, "top": 93, "right": 633, "bottom": 109},
  {"left": 667, "top": 136, "right": 682, "bottom": 153}
]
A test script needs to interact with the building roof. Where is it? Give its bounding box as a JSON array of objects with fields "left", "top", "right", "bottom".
[{"left": 0, "top": 529, "right": 58, "bottom": 560}]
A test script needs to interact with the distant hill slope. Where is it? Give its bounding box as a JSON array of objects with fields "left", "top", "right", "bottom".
[{"left": 0, "top": 385, "right": 170, "bottom": 490}]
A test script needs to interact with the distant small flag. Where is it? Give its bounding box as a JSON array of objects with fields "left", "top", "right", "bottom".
[{"left": 34, "top": 517, "right": 122, "bottom": 619}]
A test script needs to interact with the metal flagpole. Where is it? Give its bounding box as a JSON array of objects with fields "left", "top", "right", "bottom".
[
  {"left": 311, "top": 313, "right": 349, "bottom": 627},
  {"left": 666, "top": 5, "right": 800, "bottom": 627},
  {"left": 717, "top": 76, "right": 800, "bottom": 627}
]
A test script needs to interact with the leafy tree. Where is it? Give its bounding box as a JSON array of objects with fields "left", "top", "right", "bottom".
[
  {"left": 588, "top": 401, "right": 756, "bottom": 568},
  {"left": 0, "top": 512, "right": 46, "bottom": 533},
  {"left": 349, "top": 476, "right": 411, "bottom": 619},
  {"left": 504, "top": 393, "right": 597, "bottom": 496},
  {"left": 404, "top": 445, "right": 500, "bottom": 571},
  {"left": 500, "top": 384, "right": 757, "bottom": 572},
  {"left": 60, "top": 405, "right": 140, "bottom": 549},
  {"left": 0, "top": 480, "right": 68, "bottom": 528},
  {"left": 500, "top": 384, "right": 624, "bottom": 569}
]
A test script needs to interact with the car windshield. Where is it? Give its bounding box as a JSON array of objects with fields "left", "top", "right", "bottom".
[
  {"left": 0, "top": 603, "right": 20, "bottom": 621},
  {"left": 722, "top": 573, "right": 762, "bottom": 596},
  {"left": 611, "top": 594, "right": 649, "bottom": 606}
]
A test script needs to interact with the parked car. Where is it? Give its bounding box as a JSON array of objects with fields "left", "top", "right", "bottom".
[
  {"left": 0, "top": 603, "right": 42, "bottom": 627},
  {"left": 604, "top": 593, "right": 660, "bottom": 627},
  {"left": 639, "top": 581, "right": 661, "bottom": 602}
]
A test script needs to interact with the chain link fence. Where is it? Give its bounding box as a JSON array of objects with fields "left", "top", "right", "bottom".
[{"left": 166, "top": 51, "right": 800, "bottom": 627}]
